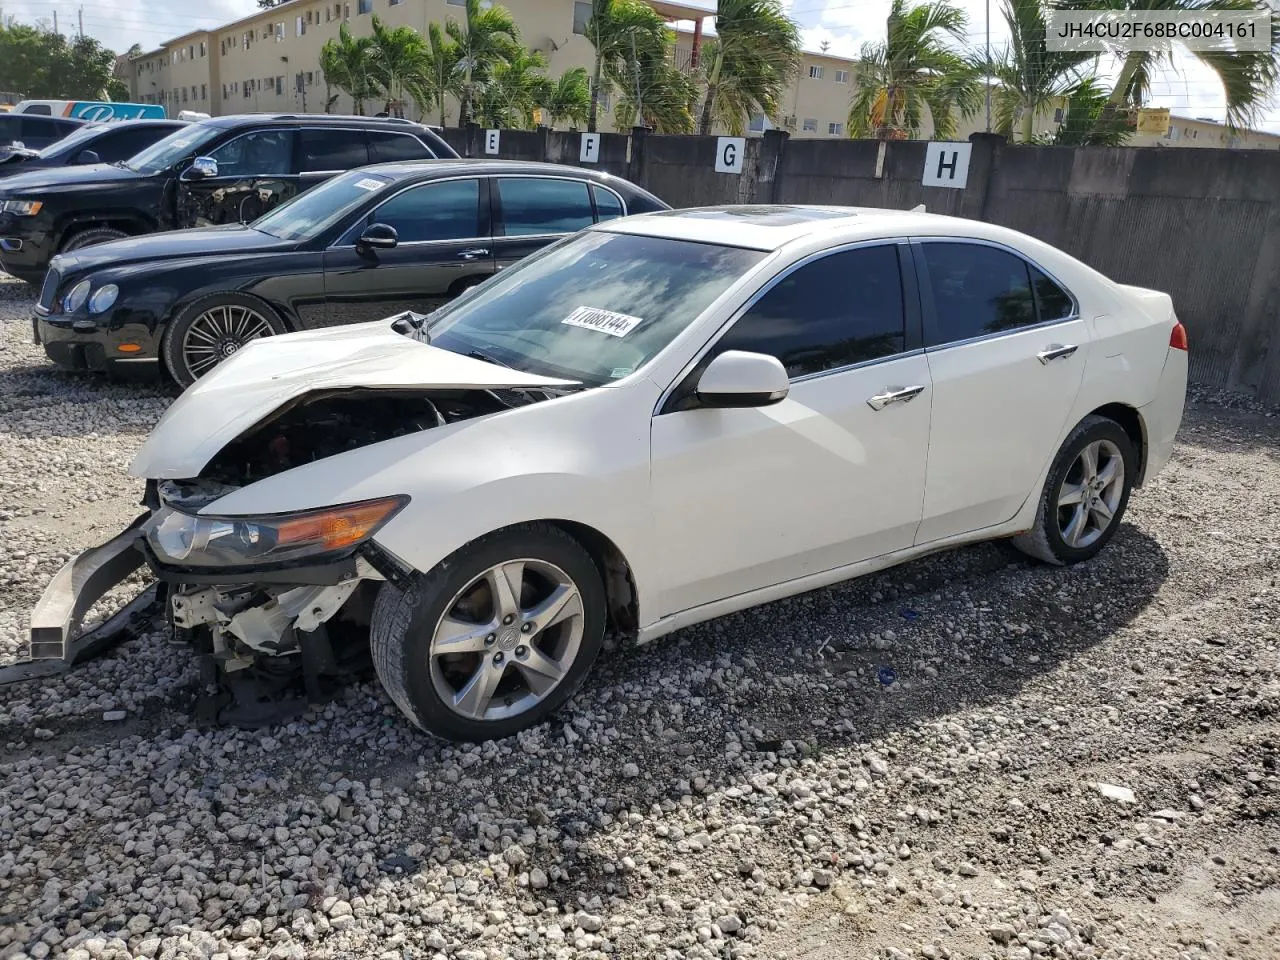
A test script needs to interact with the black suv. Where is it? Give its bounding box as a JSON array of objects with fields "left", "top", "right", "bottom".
[
  {"left": 0, "top": 114, "right": 457, "bottom": 283},
  {"left": 0, "top": 119, "right": 187, "bottom": 179},
  {"left": 0, "top": 114, "right": 86, "bottom": 152}
]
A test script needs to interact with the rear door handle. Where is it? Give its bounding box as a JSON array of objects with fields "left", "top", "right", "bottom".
[
  {"left": 457, "top": 248, "right": 489, "bottom": 261},
  {"left": 1037, "top": 344, "right": 1078, "bottom": 364},
  {"left": 867, "top": 385, "right": 926, "bottom": 411}
]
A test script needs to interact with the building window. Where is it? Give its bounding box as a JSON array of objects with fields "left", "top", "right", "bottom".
[
  {"left": 390, "top": 0, "right": 403, "bottom": 5},
  {"left": 296, "top": 16, "right": 306, "bottom": 34},
  {"left": 307, "top": 71, "right": 315, "bottom": 84},
  {"left": 834, "top": 69, "right": 848, "bottom": 83},
  {"left": 201, "top": 84, "right": 207, "bottom": 100},
  {"left": 200, "top": 41, "right": 207, "bottom": 57},
  {"left": 748, "top": 113, "right": 766, "bottom": 133},
  {"left": 277, "top": 75, "right": 285, "bottom": 95},
  {"left": 809, "top": 64, "right": 823, "bottom": 79},
  {"left": 802, "top": 117, "right": 817, "bottom": 132},
  {"left": 1053, "top": 106, "right": 1064, "bottom": 123},
  {"left": 572, "top": 1, "right": 591, "bottom": 34},
  {"left": 358, "top": 0, "right": 372, "bottom": 12},
  {"left": 828, "top": 121, "right": 843, "bottom": 135},
  {"left": 598, "top": 90, "right": 611, "bottom": 111}
]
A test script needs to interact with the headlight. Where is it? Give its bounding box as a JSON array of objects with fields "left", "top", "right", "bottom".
[
  {"left": 88, "top": 284, "right": 119, "bottom": 314},
  {"left": 0, "top": 199, "right": 43, "bottom": 216},
  {"left": 62, "top": 279, "right": 91, "bottom": 313},
  {"left": 145, "top": 495, "right": 408, "bottom": 568}
]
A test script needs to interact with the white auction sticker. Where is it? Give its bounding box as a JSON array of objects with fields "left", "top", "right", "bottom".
[
  {"left": 354, "top": 177, "right": 384, "bottom": 191},
  {"left": 560, "top": 305, "right": 645, "bottom": 337}
]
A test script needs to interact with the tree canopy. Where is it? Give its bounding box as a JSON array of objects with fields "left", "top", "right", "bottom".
[{"left": 0, "top": 22, "right": 129, "bottom": 101}]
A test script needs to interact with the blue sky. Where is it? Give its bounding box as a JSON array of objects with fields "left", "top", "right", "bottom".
[{"left": 5, "top": 0, "right": 1278, "bottom": 131}]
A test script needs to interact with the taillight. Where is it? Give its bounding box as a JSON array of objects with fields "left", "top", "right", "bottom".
[{"left": 1170, "top": 321, "right": 1188, "bottom": 351}]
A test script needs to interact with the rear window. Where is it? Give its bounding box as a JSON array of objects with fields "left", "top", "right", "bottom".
[{"left": 368, "top": 131, "right": 434, "bottom": 162}]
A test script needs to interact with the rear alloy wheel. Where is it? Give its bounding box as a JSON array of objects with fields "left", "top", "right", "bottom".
[
  {"left": 370, "top": 523, "right": 606, "bottom": 741},
  {"left": 162, "top": 294, "right": 287, "bottom": 388},
  {"left": 1012, "top": 414, "right": 1136, "bottom": 565}
]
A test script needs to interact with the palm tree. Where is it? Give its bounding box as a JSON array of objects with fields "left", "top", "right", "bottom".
[
  {"left": 1060, "top": 0, "right": 1280, "bottom": 133},
  {"left": 415, "top": 23, "right": 461, "bottom": 126},
  {"left": 847, "top": 0, "right": 982, "bottom": 139},
  {"left": 614, "top": 52, "right": 699, "bottom": 132},
  {"left": 543, "top": 67, "right": 592, "bottom": 128},
  {"left": 696, "top": 0, "right": 801, "bottom": 136},
  {"left": 477, "top": 48, "right": 552, "bottom": 128},
  {"left": 1045, "top": 76, "right": 1132, "bottom": 144},
  {"left": 584, "top": 0, "right": 671, "bottom": 132},
  {"left": 986, "top": 0, "right": 1095, "bottom": 142},
  {"left": 445, "top": 0, "right": 521, "bottom": 126},
  {"left": 368, "top": 16, "right": 428, "bottom": 117},
  {"left": 319, "top": 22, "right": 378, "bottom": 115}
]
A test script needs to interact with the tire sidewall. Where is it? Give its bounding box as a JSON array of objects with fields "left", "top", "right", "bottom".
[
  {"left": 61, "top": 228, "right": 128, "bottom": 253},
  {"left": 394, "top": 529, "right": 607, "bottom": 742},
  {"left": 1040, "top": 419, "right": 1136, "bottom": 564},
  {"left": 161, "top": 293, "right": 286, "bottom": 388}
]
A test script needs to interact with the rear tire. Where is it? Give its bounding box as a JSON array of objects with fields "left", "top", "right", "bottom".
[
  {"left": 1012, "top": 414, "right": 1136, "bottom": 565},
  {"left": 161, "top": 293, "right": 287, "bottom": 388},
  {"left": 370, "top": 523, "right": 606, "bottom": 742},
  {"left": 60, "top": 227, "right": 129, "bottom": 253}
]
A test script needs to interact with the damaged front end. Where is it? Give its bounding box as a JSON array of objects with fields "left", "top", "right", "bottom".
[{"left": 14, "top": 368, "right": 569, "bottom": 723}]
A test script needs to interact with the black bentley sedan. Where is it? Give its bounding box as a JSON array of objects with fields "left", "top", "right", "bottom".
[{"left": 33, "top": 160, "right": 669, "bottom": 386}]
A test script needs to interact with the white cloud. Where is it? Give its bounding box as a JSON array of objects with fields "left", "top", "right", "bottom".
[{"left": 4, "top": 0, "right": 257, "bottom": 54}]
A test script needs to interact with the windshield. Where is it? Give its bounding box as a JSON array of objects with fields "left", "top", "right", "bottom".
[
  {"left": 125, "top": 121, "right": 222, "bottom": 174},
  {"left": 34, "top": 124, "right": 103, "bottom": 159},
  {"left": 253, "top": 169, "right": 392, "bottom": 241},
  {"left": 424, "top": 230, "right": 765, "bottom": 386}
]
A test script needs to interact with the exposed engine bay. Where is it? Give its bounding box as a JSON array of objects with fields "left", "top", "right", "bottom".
[{"left": 199, "top": 387, "right": 543, "bottom": 486}]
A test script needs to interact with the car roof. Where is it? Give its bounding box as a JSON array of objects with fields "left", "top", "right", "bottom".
[
  {"left": 357, "top": 158, "right": 642, "bottom": 185},
  {"left": 206, "top": 113, "right": 433, "bottom": 131},
  {"left": 597, "top": 204, "right": 1034, "bottom": 252}
]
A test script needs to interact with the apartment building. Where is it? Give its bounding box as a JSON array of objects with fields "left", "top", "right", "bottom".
[
  {"left": 1130, "top": 114, "right": 1280, "bottom": 150},
  {"left": 126, "top": 0, "right": 710, "bottom": 130}
]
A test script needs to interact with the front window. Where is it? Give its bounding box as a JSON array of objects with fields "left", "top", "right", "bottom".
[
  {"left": 253, "top": 169, "right": 392, "bottom": 241},
  {"left": 125, "top": 121, "right": 223, "bottom": 173},
  {"left": 34, "top": 123, "right": 105, "bottom": 159},
  {"left": 422, "top": 231, "right": 765, "bottom": 386}
]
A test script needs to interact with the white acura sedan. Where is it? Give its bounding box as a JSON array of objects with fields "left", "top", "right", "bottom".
[{"left": 29, "top": 206, "right": 1188, "bottom": 741}]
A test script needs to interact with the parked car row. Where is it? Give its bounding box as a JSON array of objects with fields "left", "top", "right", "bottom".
[{"left": 33, "top": 159, "right": 667, "bottom": 385}]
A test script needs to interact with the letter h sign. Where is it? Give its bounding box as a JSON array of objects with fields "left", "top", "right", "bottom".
[{"left": 922, "top": 142, "right": 972, "bottom": 189}]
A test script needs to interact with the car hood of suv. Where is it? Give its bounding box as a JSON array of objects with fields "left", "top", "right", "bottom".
[
  {"left": 54, "top": 225, "right": 294, "bottom": 275},
  {"left": 130, "top": 317, "right": 579, "bottom": 480},
  {"left": 0, "top": 161, "right": 145, "bottom": 194}
]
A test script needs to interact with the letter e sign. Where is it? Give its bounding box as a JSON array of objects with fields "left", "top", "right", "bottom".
[
  {"left": 715, "top": 137, "right": 745, "bottom": 174},
  {"left": 580, "top": 133, "right": 600, "bottom": 163},
  {"left": 485, "top": 129, "right": 500, "bottom": 155},
  {"left": 922, "top": 141, "right": 971, "bottom": 189}
]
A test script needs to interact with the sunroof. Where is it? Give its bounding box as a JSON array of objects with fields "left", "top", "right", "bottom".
[{"left": 664, "top": 206, "right": 855, "bottom": 226}]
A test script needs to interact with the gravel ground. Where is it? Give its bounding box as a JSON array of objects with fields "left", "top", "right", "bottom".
[{"left": 1, "top": 273, "right": 1278, "bottom": 960}]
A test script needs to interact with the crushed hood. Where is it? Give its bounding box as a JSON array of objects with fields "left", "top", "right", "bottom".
[{"left": 130, "top": 318, "right": 578, "bottom": 480}]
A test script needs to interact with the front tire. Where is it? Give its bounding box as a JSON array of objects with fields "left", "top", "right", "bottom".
[
  {"left": 161, "top": 293, "right": 287, "bottom": 388},
  {"left": 370, "top": 523, "right": 607, "bottom": 741},
  {"left": 1012, "top": 414, "right": 1136, "bottom": 565},
  {"left": 60, "top": 227, "right": 129, "bottom": 253}
]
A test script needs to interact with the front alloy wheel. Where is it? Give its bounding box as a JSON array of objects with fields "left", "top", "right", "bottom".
[
  {"left": 162, "top": 293, "right": 287, "bottom": 388},
  {"left": 429, "top": 559, "right": 585, "bottom": 722},
  {"left": 370, "top": 523, "right": 606, "bottom": 741}
]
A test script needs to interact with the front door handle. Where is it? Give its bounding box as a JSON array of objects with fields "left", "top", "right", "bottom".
[
  {"left": 1037, "top": 344, "right": 1078, "bottom": 364},
  {"left": 867, "top": 385, "right": 926, "bottom": 411},
  {"left": 457, "top": 248, "right": 489, "bottom": 261}
]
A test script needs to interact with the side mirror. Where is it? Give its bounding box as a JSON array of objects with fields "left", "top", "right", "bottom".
[
  {"left": 75, "top": 149, "right": 101, "bottom": 165},
  {"left": 356, "top": 222, "right": 398, "bottom": 253},
  {"left": 181, "top": 156, "right": 218, "bottom": 181},
  {"left": 695, "top": 350, "right": 789, "bottom": 408}
]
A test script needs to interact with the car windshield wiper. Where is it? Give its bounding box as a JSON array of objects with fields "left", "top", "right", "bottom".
[{"left": 465, "top": 349, "right": 511, "bottom": 369}]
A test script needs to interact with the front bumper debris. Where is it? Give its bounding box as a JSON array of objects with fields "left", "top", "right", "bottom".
[{"left": 0, "top": 514, "right": 160, "bottom": 685}]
